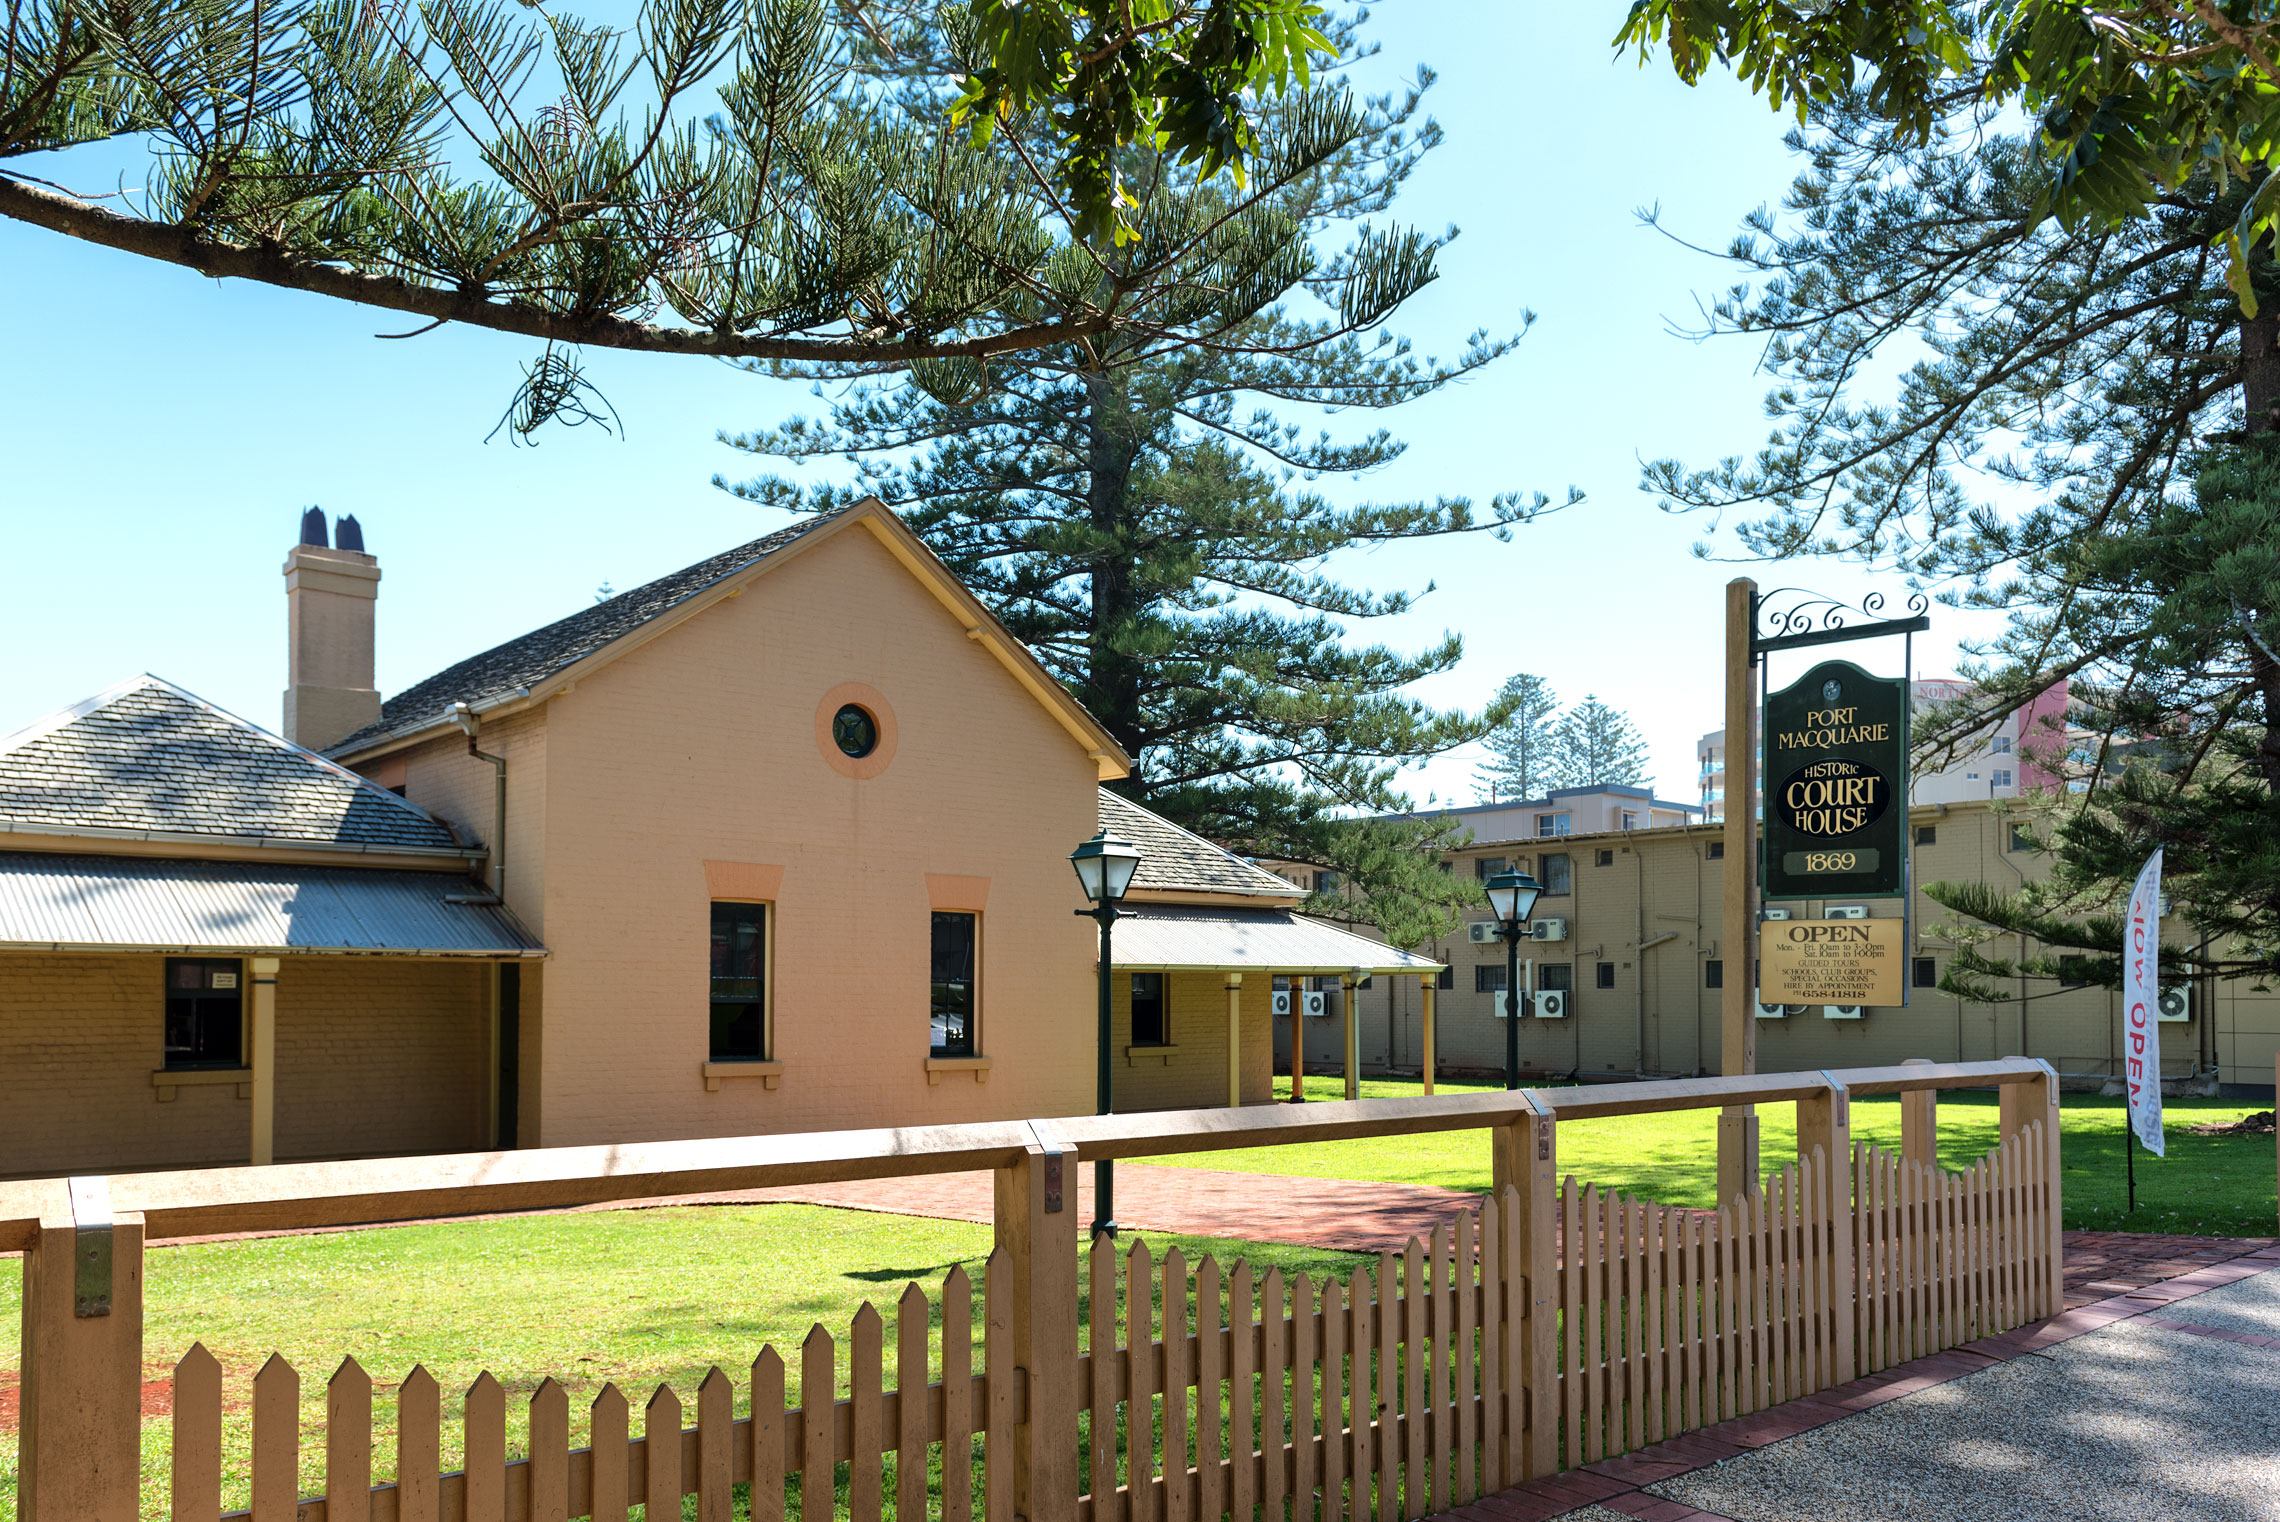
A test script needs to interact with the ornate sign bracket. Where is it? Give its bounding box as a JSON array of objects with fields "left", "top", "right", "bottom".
[{"left": 1751, "top": 589, "right": 1929, "bottom": 659}]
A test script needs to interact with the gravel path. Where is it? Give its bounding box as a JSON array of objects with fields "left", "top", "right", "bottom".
[{"left": 1624, "top": 1268, "right": 2280, "bottom": 1522}]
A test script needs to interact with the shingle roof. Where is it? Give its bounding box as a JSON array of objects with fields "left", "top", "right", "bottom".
[
  {"left": 330, "top": 510, "right": 843, "bottom": 753},
  {"left": 1099, "top": 789, "right": 1302, "bottom": 899},
  {"left": 0, "top": 676, "right": 464, "bottom": 855}
]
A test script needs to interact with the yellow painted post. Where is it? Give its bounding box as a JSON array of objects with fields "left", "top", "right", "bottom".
[
  {"left": 1718, "top": 578, "right": 1761, "bottom": 1208},
  {"left": 1342, "top": 970, "right": 1361, "bottom": 1101},
  {"left": 1225, "top": 973, "right": 1243, "bottom": 1108},
  {"left": 1421, "top": 974, "right": 1438, "bottom": 1096},
  {"left": 17, "top": 1179, "right": 145, "bottom": 1522},
  {"left": 1290, "top": 980, "right": 1305, "bottom": 1102},
  {"left": 1900, "top": 1057, "right": 1938, "bottom": 1171},
  {"left": 993, "top": 1123, "right": 1078, "bottom": 1522},
  {"left": 249, "top": 955, "right": 279, "bottom": 1166},
  {"left": 1797, "top": 1075, "right": 1856, "bottom": 1385}
]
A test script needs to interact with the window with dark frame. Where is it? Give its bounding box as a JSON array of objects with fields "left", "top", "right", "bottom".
[
  {"left": 1474, "top": 964, "right": 1507, "bottom": 994},
  {"left": 164, "top": 958, "right": 244, "bottom": 1069},
  {"left": 2009, "top": 823, "right": 2035, "bottom": 851},
  {"left": 1540, "top": 852, "right": 1572, "bottom": 895},
  {"left": 1707, "top": 841, "right": 1725, "bottom": 859},
  {"left": 1595, "top": 961, "right": 1616, "bottom": 989},
  {"left": 1705, "top": 959, "right": 1724, "bottom": 989},
  {"left": 1436, "top": 965, "right": 1454, "bottom": 990},
  {"left": 1915, "top": 824, "right": 1937, "bottom": 847},
  {"left": 1539, "top": 964, "right": 1574, "bottom": 993},
  {"left": 1130, "top": 972, "right": 1168, "bottom": 1045},
  {"left": 1595, "top": 849, "right": 1614, "bottom": 867},
  {"left": 930, "top": 911, "right": 978, "bottom": 1056},
  {"left": 1912, "top": 957, "right": 1938, "bottom": 989},
  {"left": 708, "top": 902, "right": 767, "bottom": 1061},
  {"left": 1473, "top": 855, "right": 1508, "bottom": 879}
]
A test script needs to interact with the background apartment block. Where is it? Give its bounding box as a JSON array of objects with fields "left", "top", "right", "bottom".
[{"left": 1318, "top": 797, "right": 2277, "bottom": 1096}]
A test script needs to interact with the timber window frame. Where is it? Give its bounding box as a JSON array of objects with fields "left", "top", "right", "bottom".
[
  {"left": 708, "top": 901, "right": 771, "bottom": 1063},
  {"left": 163, "top": 957, "right": 244, "bottom": 1070},
  {"left": 930, "top": 910, "right": 980, "bottom": 1058}
]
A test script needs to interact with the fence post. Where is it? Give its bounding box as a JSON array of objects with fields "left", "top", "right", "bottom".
[
  {"left": 1799, "top": 1076, "right": 1855, "bottom": 1385},
  {"left": 1999, "top": 1058, "right": 2065, "bottom": 1317},
  {"left": 995, "top": 1123, "right": 1078, "bottom": 1522},
  {"left": 1513, "top": 1092, "right": 1559, "bottom": 1480},
  {"left": 18, "top": 1178, "right": 145, "bottom": 1522},
  {"left": 1899, "top": 1058, "right": 1938, "bottom": 1171}
]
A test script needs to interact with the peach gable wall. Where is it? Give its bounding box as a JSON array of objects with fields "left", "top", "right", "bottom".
[{"left": 525, "top": 521, "right": 1100, "bottom": 1145}]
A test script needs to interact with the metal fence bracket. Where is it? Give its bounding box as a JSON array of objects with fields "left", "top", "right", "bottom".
[{"left": 68, "top": 1175, "right": 114, "bottom": 1318}]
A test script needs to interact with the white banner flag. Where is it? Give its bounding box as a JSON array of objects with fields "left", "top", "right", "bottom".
[{"left": 2122, "top": 849, "right": 2165, "bottom": 1158}]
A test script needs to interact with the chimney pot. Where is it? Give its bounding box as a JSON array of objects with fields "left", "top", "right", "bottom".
[
  {"left": 335, "top": 513, "right": 366, "bottom": 553},
  {"left": 299, "top": 507, "right": 329, "bottom": 548}
]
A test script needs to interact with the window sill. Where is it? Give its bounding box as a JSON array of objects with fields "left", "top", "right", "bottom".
[
  {"left": 1125, "top": 1044, "right": 1180, "bottom": 1066},
  {"left": 152, "top": 1067, "right": 251, "bottom": 1102},
  {"left": 924, "top": 1056, "right": 991, "bottom": 1085},
  {"left": 702, "top": 1060, "right": 783, "bottom": 1092}
]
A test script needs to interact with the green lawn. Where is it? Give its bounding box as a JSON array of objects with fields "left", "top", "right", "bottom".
[
  {"left": 0, "top": 1204, "right": 1368, "bottom": 1521},
  {"left": 1140, "top": 1075, "right": 2280, "bottom": 1239}
]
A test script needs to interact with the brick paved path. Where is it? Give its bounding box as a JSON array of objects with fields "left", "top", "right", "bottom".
[{"left": 739, "top": 1165, "right": 2273, "bottom": 1305}]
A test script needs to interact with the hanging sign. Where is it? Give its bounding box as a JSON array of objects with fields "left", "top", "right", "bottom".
[
  {"left": 2122, "top": 850, "right": 2166, "bottom": 1157},
  {"left": 1761, "top": 916, "right": 1906, "bottom": 1005},
  {"left": 1763, "top": 659, "right": 1910, "bottom": 900}
]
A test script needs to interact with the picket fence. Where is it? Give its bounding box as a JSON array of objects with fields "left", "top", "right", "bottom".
[
  {"left": 5, "top": 1059, "right": 2066, "bottom": 1522},
  {"left": 157, "top": 1130, "right": 2055, "bottom": 1522}
]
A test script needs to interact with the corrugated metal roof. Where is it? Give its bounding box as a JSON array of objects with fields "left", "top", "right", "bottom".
[
  {"left": 1107, "top": 905, "right": 1442, "bottom": 973},
  {"left": 0, "top": 854, "right": 543, "bottom": 956}
]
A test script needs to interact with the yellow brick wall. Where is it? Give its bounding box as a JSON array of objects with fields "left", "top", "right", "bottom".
[
  {"left": 1110, "top": 971, "right": 1276, "bottom": 1111},
  {"left": 521, "top": 521, "right": 1102, "bottom": 1145},
  {"left": 0, "top": 952, "right": 491, "bottom": 1176},
  {"left": 274, "top": 958, "right": 491, "bottom": 1159}
]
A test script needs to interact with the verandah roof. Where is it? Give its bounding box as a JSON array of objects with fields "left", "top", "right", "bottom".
[
  {"left": 0, "top": 853, "right": 543, "bottom": 957},
  {"left": 1102, "top": 904, "right": 1442, "bottom": 975}
]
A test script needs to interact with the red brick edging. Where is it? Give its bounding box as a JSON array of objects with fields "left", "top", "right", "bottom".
[{"left": 1438, "top": 1241, "right": 2280, "bottom": 1522}]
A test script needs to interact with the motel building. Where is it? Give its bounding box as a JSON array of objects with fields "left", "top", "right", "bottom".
[{"left": 0, "top": 500, "right": 1439, "bottom": 1177}]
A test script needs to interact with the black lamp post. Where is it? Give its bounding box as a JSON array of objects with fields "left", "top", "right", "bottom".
[
  {"left": 1071, "top": 828, "right": 1144, "bottom": 1238},
  {"left": 1482, "top": 868, "right": 1544, "bottom": 1090}
]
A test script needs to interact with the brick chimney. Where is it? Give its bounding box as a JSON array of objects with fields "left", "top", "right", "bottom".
[{"left": 282, "top": 509, "right": 382, "bottom": 751}]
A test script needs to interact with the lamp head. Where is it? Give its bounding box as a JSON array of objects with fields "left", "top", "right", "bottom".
[
  {"left": 1483, "top": 869, "right": 1542, "bottom": 927},
  {"left": 1070, "top": 830, "right": 1143, "bottom": 904}
]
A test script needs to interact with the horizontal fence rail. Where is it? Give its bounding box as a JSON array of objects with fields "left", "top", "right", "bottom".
[{"left": 9, "top": 1059, "right": 2065, "bottom": 1522}]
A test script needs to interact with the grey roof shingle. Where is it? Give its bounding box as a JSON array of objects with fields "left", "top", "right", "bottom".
[
  {"left": 1099, "top": 789, "right": 1302, "bottom": 899},
  {"left": 0, "top": 677, "right": 464, "bottom": 855},
  {"left": 330, "top": 510, "right": 843, "bottom": 753}
]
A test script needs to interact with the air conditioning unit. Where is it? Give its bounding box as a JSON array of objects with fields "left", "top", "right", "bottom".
[
  {"left": 1754, "top": 994, "right": 1806, "bottom": 1019},
  {"left": 1827, "top": 906, "right": 1870, "bottom": 920},
  {"left": 1272, "top": 991, "right": 1292, "bottom": 1016},
  {"left": 2157, "top": 985, "right": 2191, "bottom": 1023},
  {"left": 1303, "top": 991, "right": 1329, "bottom": 1018},
  {"left": 1468, "top": 921, "right": 1498, "bottom": 944},
  {"left": 1530, "top": 918, "right": 1567, "bottom": 942},
  {"left": 1535, "top": 990, "right": 1568, "bottom": 1019},
  {"left": 1763, "top": 907, "right": 1793, "bottom": 921},
  {"left": 1823, "top": 1005, "right": 1866, "bottom": 1020}
]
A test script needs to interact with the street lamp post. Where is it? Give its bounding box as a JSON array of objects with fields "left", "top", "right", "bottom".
[
  {"left": 1482, "top": 869, "right": 1543, "bottom": 1091},
  {"left": 1071, "top": 828, "right": 1144, "bottom": 1238}
]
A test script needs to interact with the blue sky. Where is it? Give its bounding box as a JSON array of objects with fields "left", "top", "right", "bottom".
[{"left": 0, "top": 3, "right": 2002, "bottom": 808}]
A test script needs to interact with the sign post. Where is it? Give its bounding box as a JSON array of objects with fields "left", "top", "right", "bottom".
[{"left": 1717, "top": 580, "right": 1760, "bottom": 1209}]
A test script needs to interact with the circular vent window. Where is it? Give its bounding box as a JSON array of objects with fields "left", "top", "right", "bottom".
[{"left": 832, "top": 703, "right": 879, "bottom": 758}]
